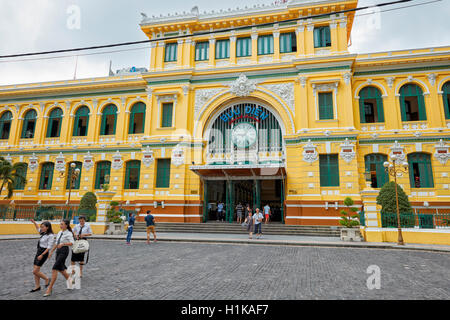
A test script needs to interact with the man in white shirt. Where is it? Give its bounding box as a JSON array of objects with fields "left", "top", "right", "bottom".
[
  {"left": 71, "top": 216, "right": 92, "bottom": 278},
  {"left": 253, "top": 208, "right": 264, "bottom": 239}
]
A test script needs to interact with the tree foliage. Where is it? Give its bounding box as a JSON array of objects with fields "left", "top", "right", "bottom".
[
  {"left": 339, "top": 197, "right": 360, "bottom": 228},
  {"left": 376, "top": 181, "right": 412, "bottom": 214},
  {"left": 78, "top": 192, "right": 97, "bottom": 221},
  {"left": 0, "top": 157, "right": 27, "bottom": 199}
]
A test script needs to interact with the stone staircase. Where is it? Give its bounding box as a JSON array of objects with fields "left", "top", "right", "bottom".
[{"left": 134, "top": 222, "right": 341, "bottom": 237}]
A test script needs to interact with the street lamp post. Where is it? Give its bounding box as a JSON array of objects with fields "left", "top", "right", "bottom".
[
  {"left": 383, "top": 155, "right": 409, "bottom": 246},
  {"left": 61, "top": 162, "right": 81, "bottom": 219}
]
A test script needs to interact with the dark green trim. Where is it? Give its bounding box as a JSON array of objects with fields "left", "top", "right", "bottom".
[
  {"left": 354, "top": 65, "right": 450, "bottom": 77},
  {"left": 359, "top": 137, "right": 450, "bottom": 144},
  {"left": 285, "top": 136, "right": 358, "bottom": 145}
]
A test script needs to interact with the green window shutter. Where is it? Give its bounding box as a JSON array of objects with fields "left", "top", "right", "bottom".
[
  {"left": 408, "top": 153, "right": 434, "bottom": 188},
  {"left": 280, "top": 33, "right": 295, "bottom": 53},
  {"left": 46, "top": 108, "right": 63, "bottom": 138},
  {"left": 66, "top": 162, "right": 82, "bottom": 190},
  {"left": 319, "top": 92, "right": 333, "bottom": 120},
  {"left": 95, "top": 161, "right": 111, "bottom": 189},
  {"left": 129, "top": 102, "right": 145, "bottom": 134},
  {"left": 320, "top": 154, "right": 339, "bottom": 187},
  {"left": 73, "top": 106, "right": 89, "bottom": 136},
  {"left": 195, "top": 41, "right": 209, "bottom": 61},
  {"left": 376, "top": 96, "right": 385, "bottom": 122},
  {"left": 257, "top": 35, "right": 274, "bottom": 55},
  {"left": 313, "top": 28, "right": 321, "bottom": 48},
  {"left": 0, "top": 111, "right": 12, "bottom": 140},
  {"left": 100, "top": 105, "right": 117, "bottom": 135},
  {"left": 359, "top": 98, "right": 366, "bottom": 123},
  {"left": 417, "top": 93, "right": 427, "bottom": 120},
  {"left": 14, "top": 163, "right": 27, "bottom": 190},
  {"left": 124, "top": 160, "right": 141, "bottom": 189},
  {"left": 39, "top": 163, "right": 54, "bottom": 190},
  {"left": 165, "top": 43, "right": 178, "bottom": 62},
  {"left": 21, "top": 110, "right": 37, "bottom": 138},
  {"left": 365, "top": 154, "right": 388, "bottom": 188},
  {"left": 161, "top": 103, "right": 173, "bottom": 127},
  {"left": 324, "top": 26, "right": 331, "bottom": 46},
  {"left": 443, "top": 82, "right": 450, "bottom": 119},
  {"left": 215, "top": 39, "right": 230, "bottom": 59},
  {"left": 237, "top": 37, "right": 251, "bottom": 57},
  {"left": 156, "top": 159, "right": 171, "bottom": 188}
]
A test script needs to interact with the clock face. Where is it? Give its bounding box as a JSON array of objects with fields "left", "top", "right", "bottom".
[{"left": 232, "top": 122, "right": 257, "bottom": 149}]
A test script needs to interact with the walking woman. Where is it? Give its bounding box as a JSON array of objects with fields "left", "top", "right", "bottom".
[
  {"left": 30, "top": 219, "right": 54, "bottom": 293},
  {"left": 126, "top": 212, "right": 136, "bottom": 245},
  {"left": 245, "top": 209, "right": 254, "bottom": 239},
  {"left": 44, "top": 219, "right": 74, "bottom": 297}
]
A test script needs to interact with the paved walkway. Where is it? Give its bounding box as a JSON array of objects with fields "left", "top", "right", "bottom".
[
  {"left": 1, "top": 239, "right": 449, "bottom": 300},
  {"left": 2, "top": 232, "right": 450, "bottom": 253}
]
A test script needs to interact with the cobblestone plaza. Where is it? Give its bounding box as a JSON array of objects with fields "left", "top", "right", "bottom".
[{"left": 1, "top": 240, "right": 449, "bottom": 300}]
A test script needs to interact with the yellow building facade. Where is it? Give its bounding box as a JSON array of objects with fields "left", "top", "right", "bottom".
[{"left": 0, "top": 0, "right": 449, "bottom": 237}]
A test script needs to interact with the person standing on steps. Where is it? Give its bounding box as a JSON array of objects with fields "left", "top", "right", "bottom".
[
  {"left": 126, "top": 212, "right": 136, "bottom": 245},
  {"left": 263, "top": 203, "right": 271, "bottom": 225},
  {"left": 71, "top": 216, "right": 92, "bottom": 278},
  {"left": 217, "top": 202, "right": 225, "bottom": 222},
  {"left": 235, "top": 202, "right": 244, "bottom": 224},
  {"left": 245, "top": 209, "right": 254, "bottom": 239},
  {"left": 253, "top": 208, "right": 264, "bottom": 239},
  {"left": 44, "top": 219, "right": 74, "bottom": 297},
  {"left": 30, "top": 219, "right": 54, "bottom": 293},
  {"left": 145, "top": 210, "right": 157, "bottom": 244}
]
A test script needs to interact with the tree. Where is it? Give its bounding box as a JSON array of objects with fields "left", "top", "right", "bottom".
[
  {"left": 376, "top": 181, "right": 412, "bottom": 214},
  {"left": 0, "top": 157, "right": 27, "bottom": 199},
  {"left": 78, "top": 192, "right": 97, "bottom": 221},
  {"left": 339, "top": 197, "right": 360, "bottom": 228}
]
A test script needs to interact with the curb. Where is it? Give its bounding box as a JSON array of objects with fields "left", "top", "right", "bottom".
[{"left": 1, "top": 235, "right": 450, "bottom": 253}]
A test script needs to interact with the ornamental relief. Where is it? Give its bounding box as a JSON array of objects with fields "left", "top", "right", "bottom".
[
  {"left": 194, "top": 88, "right": 225, "bottom": 118},
  {"left": 261, "top": 82, "right": 295, "bottom": 116},
  {"left": 171, "top": 144, "right": 185, "bottom": 167}
]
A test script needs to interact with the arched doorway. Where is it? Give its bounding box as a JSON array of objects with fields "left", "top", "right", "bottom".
[{"left": 191, "top": 100, "right": 286, "bottom": 224}]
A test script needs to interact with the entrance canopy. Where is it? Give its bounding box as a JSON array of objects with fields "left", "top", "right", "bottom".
[{"left": 190, "top": 163, "right": 286, "bottom": 180}]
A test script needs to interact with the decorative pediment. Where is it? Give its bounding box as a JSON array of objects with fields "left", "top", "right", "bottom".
[
  {"left": 339, "top": 138, "right": 356, "bottom": 163},
  {"left": 83, "top": 151, "right": 94, "bottom": 171},
  {"left": 171, "top": 144, "right": 185, "bottom": 167},
  {"left": 142, "top": 146, "right": 155, "bottom": 167},
  {"left": 434, "top": 139, "right": 449, "bottom": 164},
  {"left": 389, "top": 140, "right": 406, "bottom": 163},
  {"left": 229, "top": 74, "right": 257, "bottom": 97},
  {"left": 29, "top": 153, "right": 38, "bottom": 172},
  {"left": 302, "top": 139, "right": 318, "bottom": 163},
  {"left": 112, "top": 150, "right": 123, "bottom": 170},
  {"left": 55, "top": 152, "right": 66, "bottom": 173}
]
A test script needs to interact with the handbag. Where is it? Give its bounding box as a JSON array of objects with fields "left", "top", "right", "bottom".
[{"left": 72, "top": 239, "right": 89, "bottom": 254}]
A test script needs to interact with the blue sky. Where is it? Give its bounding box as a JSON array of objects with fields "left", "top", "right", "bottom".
[{"left": 0, "top": 0, "right": 448, "bottom": 85}]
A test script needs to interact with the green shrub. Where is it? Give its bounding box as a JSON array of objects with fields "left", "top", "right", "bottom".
[
  {"left": 78, "top": 192, "right": 97, "bottom": 222},
  {"left": 339, "top": 197, "right": 360, "bottom": 228},
  {"left": 376, "top": 181, "right": 412, "bottom": 214}
]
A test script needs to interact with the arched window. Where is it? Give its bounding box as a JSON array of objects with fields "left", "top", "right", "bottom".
[
  {"left": 359, "top": 86, "right": 384, "bottom": 123},
  {"left": 66, "top": 162, "right": 82, "bottom": 190},
  {"left": 39, "top": 162, "right": 54, "bottom": 190},
  {"left": 21, "top": 109, "right": 37, "bottom": 139},
  {"left": 364, "top": 154, "right": 389, "bottom": 188},
  {"left": 129, "top": 102, "right": 145, "bottom": 134},
  {"left": 95, "top": 161, "right": 111, "bottom": 189},
  {"left": 100, "top": 104, "right": 117, "bottom": 135},
  {"left": 442, "top": 81, "right": 450, "bottom": 120},
  {"left": 408, "top": 153, "right": 434, "bottom": 188},
  {"left": 0, "top": 111, "right": 12, "bottom": 140},
  {"left": 124, "top": 160, "right": 141, "bottom": 189},
  {"left": 14, "top": 163, "right": 27, "bottom": 190},
  {"left": 73, "top": 106, "right": 90, "bottom": 137},
  {"left": 399, "top": 84, "right": 426, "bottom": 121},
  {"left": 46, "top": 108, "right": 63, "bottom": 138}
]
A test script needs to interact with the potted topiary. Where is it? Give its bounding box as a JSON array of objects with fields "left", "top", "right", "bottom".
[
  {"left": 339, "top": 197, "right": 363, "bottom": 241},
  {"left": 106, "top": 200, "right": 125, "bottom": 235}
]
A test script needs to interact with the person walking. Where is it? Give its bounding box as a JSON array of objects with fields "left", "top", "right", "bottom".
[
  {"left": 30, "top": 219, "right": 54, "bottom": 293},
  {"left": 126, "top": 212, "right": 136, "bottom": 245},
  {"left": 44, "top": 219, "right": 74, "bottom": 297},
  {"left": 71, "top": 216, "right": 92, "bottom": 278},
  {"left": 263, "top": 203, "right": 271, "bottom": 224},
  {"left": 253, "top": 208, "right": 264, "bottom": 239},
  {"left": 244, "top": 209, "right": 254, "bottom": 239},
  {"left": 217, "top": 202, "right": 225, "bottom": 222},
  {"left": 145, "top": 210, "right": 157, "bottom": 244},
  {"left": 235, "top": 202, "right": 244, "bottom": 224}
]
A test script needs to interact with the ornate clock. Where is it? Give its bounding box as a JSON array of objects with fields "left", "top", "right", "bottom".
[{"left": 231, "top": 122, "right": 257, "bottom": 149}]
